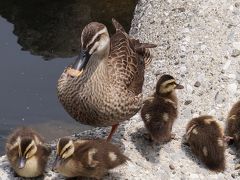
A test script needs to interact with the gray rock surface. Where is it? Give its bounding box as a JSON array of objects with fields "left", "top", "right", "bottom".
[{"left": 0, "top": 0, "right": 240, "bottom": 179}]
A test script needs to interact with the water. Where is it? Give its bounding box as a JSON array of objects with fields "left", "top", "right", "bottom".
[{"left": 0, "top": 0, "right": 137, "bottom": 155}]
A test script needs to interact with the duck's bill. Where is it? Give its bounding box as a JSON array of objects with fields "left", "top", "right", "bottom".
[
  {"left": 66, "top": 68, "right": 83, "bottom": 77},
  {"left": 52, "top": 155, "right": 61, "bottom": 172},
  {"left": 18, "top": 157, "right": 26, "bottom": 169},
  {"left": 67, "top": 49, "right": 90, "bottom": 77},
  {"left": 175, "top": 84, "right": 184, "bottom": 89}
]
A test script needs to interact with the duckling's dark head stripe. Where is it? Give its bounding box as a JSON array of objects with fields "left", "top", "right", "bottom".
[
  {"left": 159, "top": 74, "right": 175, "bottom": 83},
  {"left": 58, "top": 138, "right": 71, "bottom": 155},
  {"left": 20, "top": 138, "right": 33, "bottom": 155},
  {"left": 156, "top": 75, "right": 175, "bottom": 90}
]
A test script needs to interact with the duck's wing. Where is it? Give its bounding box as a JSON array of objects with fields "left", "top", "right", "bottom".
[
  {"left": 108, "top": 18, "right": 156, "bottom": 94},
  {"left": 112, "top": 18, "right": 156, "bottom": 66},
  {"left": 129, "top": 38, "right": 157, "bottom": 66},
  {"left": 108, "top": 29, "right": 137, "bottom": 90}
]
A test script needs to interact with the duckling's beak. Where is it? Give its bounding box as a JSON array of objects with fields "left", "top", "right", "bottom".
[
  {"left": 72, "top": 49, "right": 90, "bottom": 71},
  {"left": 182, "top": 134, "right": 190, "bottom": 146},
  {"left": 52, "top": 155, "right": 61, "bottom": 171},
  {"left": 18, "top": 157, "right": 26, "bottom": 169},
  {"left": 175, "top": 84, "right": 184, "bottom": 89}
]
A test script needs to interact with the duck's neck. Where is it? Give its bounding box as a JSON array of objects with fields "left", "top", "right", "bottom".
[
  {"left": 155, "top": 91, "right": 177, "bottom": 102},
  {"left": 84, "top": 50, "right": 109, "bottom": 80}
]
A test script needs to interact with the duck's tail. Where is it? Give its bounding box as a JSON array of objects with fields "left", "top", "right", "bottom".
[
  {"left": 112, "top": 18, "right": 157, "bottom": 66},
  {"left": 112, "top": 18, "right": 126, "bottom": 32},
  {"left": 130, "top": 39, "right": 157, "bottom": 66}
]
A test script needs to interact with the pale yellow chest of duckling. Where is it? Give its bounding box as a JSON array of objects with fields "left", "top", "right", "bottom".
[
  {"left": 57, "top": 159, "right": 97, "bottom": 178},
  {"left": 13, "top": 156, "right": 40, "bottom": 178},
  {"left": 57, "top": 159, "right": 81, "bottom": 177}
]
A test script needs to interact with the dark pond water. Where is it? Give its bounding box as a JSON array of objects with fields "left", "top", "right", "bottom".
[{"left": 0, "top": 0, "right": 137, "bottom": 155}]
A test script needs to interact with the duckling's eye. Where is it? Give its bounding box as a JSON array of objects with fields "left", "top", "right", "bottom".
[
  {"left": 24, "top": 146, "right": 33, "bottom": 157},
  {"left": 63, "top": 146, "right": 71, "bottom": 154},
  {"left": 165, "top": 82, "right": 175, "bottom": 88}
]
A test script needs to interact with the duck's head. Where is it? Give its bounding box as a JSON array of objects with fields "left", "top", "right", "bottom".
[
  {"left": 68, "top": 22, "right": 110, "bottom": 77},
  {"left": 53, "top": 138, "right": 75, "bottom": 171},
  {"left": 156, "top": 74, "right": 184, "bottom": 95},
  {"left": 16, "top": 137, "right": 38, "bottom": 169}
]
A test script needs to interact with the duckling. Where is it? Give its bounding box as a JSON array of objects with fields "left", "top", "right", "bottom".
[
  {"left": 225, "top": 101, "right": 240, "bottom": 150},
  {"left": 140, "top": 74, "right": 184, "bottom": 143},
  {"left": 5, "top": 127, "right": 51, "bottom": 178},
  {"left": 53, "top": 137, "right": 129, "bottom": 179},
  {"left": 57, "top": 18, "right": 156, "bottom": 141},
  {"left": 185, "top": 115, "right": 225, "bottom": 172}
]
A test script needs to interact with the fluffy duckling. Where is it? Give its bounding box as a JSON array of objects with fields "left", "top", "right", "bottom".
[
  {"left": 225, "top": 101, "right": 240, "bottom": 170},
  {"left": 6, "top": 127, "right": 51, "bottom": 178},
  {"left": 185, "top": 115, "right": 225, "bottom": 172},
  {"left": 53, "top": 137, "right": 128, "bottom": 179},
  {"left": 141, "top": 74, "right": 184, "bottom": 143},
  {"left": 225, "top": 101, "right": 240, "bottom": 149}
]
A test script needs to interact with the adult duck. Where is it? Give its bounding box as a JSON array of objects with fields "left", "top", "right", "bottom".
[{"left": 57, "top": 18, "right": 156, "bottom": 141}]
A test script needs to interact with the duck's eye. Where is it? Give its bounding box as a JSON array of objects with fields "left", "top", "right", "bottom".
[
  {"left": 95, "top": 35, "right": 101, "bottom": 42},
  {"left": 64, "top": 146, "right": 71, "bottom": 154},
  {"left": 87, "top": 35, "right": 101, "bottom": 51}
]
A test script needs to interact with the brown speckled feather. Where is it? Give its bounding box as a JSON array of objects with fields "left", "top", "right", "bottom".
[
  {"left": 109, "top": 19, "right": 156, "bottom": 94},
  {"left": 108, "top": 31, "right": 144, "bottom": 95},
  {"left": 186, "top": 116, "right": 225, "bottom": 172}
]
